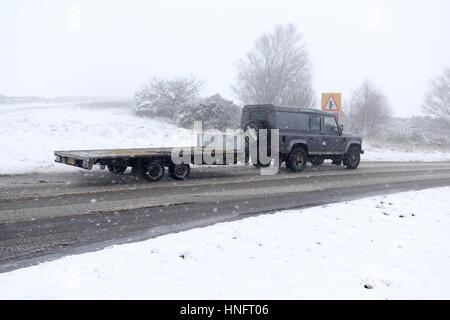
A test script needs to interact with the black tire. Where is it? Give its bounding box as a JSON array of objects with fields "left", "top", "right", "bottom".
[
  {"left": 169, "top": 163, "right": 190, "bottom": 180},
  {"left": 107, "top": 164, "right": 127, "bottom": 174},
  {"left": 344, "top": 146, "right": 360, "bottom": 169},
  {"left": 144, "top": 161, "right": 165, "bottom": 182},
  {"left": 287, "top": 147, "right": 307, "bottom": 172},
  {"left": 310, "top": 157, "right": 324, "bottom": 166}
]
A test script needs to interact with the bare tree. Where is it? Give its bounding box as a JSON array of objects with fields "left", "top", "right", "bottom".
[
  {"left": 422, "top": 67, "right": 450, "bottom": 123},
  {"left": 134, "top": 76, "right": 204, "bottom": 120},
  {"left": 347, "top": 80, "right": 392, "bottom": 137},
  {"left": 233, "top": 23, "right": 316, "bottom": 108}
]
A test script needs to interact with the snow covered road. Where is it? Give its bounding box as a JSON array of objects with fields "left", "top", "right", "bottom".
[
  {"left": 1, "top": 187, "right": 449, "bottom": 299},
  {"left": 2, "top": 161, "right": 450, "bottom": 272}
]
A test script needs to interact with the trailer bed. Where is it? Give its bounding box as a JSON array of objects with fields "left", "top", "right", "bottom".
[
  {"left": 55, "top": 147, "right": 178, "bottom": 160},
  {"left": 54, "top": 147, "right": 241, "bottom": 170}
]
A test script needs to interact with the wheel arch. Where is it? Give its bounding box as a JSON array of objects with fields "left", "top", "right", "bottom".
[
  {"left": 288, "top": 140, "right": 309, "bottom": 155},
  {"left": 345, "top": 141, "right": 362, "bottom": 154}
]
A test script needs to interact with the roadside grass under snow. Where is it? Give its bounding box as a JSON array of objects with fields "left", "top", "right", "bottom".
[
  {"left": 362, "top": 143, "right": 450, "bottom": 162},
  {"left": 0, "top": 187, "right": 449, "bottom": 299},
  {"left": 1, "top": 102, "right": 450, "bottom": 175},
  {"left": 0, "top": 103, "right": 193, "bottom": 174}
]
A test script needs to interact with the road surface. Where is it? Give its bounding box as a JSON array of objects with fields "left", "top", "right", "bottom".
[{"left": 1, "top": 161, "right": 450, "bottom": 272}]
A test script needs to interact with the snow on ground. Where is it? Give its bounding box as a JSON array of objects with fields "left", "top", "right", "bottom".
[
  {"left": 0, "top": 103, "right": 193, "bottom": 174},
  {"left": 1, "top": 187, "right": 449, "bottom": 299},
  {"left": 1, "top": 103, "right": 450, "bottom": 175},
  {"left": 362, "top": 143, "right": 450, "bottom": 162}
]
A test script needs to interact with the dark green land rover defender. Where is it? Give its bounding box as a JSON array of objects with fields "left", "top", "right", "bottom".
[{"left": 241, "top": 104, "right": 364, "bottom": 172}]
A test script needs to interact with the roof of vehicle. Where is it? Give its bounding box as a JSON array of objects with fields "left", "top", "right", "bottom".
[{"left": 243, "top": 104, "right": 335, "bottom": 117}]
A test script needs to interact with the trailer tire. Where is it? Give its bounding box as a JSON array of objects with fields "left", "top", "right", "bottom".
[
  {"left": 169, "top": 163, "right": 190, "bottom": 180},
  {"left": 144, "top": 161, "right": 165, "bottom": 182},
  {"left": 107, "top": 164, "right": 127, "bottom": 174}
]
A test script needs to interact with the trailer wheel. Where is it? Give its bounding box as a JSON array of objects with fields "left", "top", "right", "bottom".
[
  {"left": 169, "top": 163, "right": 190, "bottom": 180},
  {"left": 144, "top": 161, "right": 165, "bottom": 182},
  {"left": 107, "top": 164, "right": 127, "bottom": 174}
]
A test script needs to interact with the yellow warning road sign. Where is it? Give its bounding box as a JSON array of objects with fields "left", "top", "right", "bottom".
[{"left": 321, "top": 93, "right": 342, "bottom": 124}]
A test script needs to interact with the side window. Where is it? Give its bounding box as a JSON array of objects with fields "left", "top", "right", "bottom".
[
  {"left": 324, "top": 117, "right": 338, "bottom": 134},
  {"left": 309, "top": 115, "right": 321, "bottom": 131},
  {"left": 275, "top": 112, "right": 308, "bottom": 130}
]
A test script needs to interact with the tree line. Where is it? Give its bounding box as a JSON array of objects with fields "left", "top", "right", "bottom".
[{"left": 133, "top": 24, "right": 450, "bottom": 135}]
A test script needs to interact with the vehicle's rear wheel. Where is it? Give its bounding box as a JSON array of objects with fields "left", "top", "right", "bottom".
[
  {"left": 169, "top": 163, "right": 190, "bottom": 180},
  {"left": 287, "top": 147, "right": 307, "bottom": 172},
  {"left": 310, "top": 157, "right": 324, "bottom": 166},
  {"left": 144, "top": 161, "right": 165, "bottom": 182},
  {"left": 344, "top": 146, "right": 360, "bottom": 169},
  {"left": 107, "top": 164, "right": 127, "bottom": 174}
]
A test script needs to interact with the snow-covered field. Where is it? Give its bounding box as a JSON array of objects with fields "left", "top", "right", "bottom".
[
  {"left": 1, "top": 103, "right": 450, "bottom": 175},
  {"left": 362, "top": 143, "right": 450, "bottom": 162},
  {"left": 0, "top": 103, "right": 193, "bottom": 174},
  {"left": 0, "top": 187, "right": 449, "bottom": 299}
]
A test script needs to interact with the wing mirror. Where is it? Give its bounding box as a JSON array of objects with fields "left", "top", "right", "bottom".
[{"left": 339, "top": 124, "right": 344, "bottom": 135}]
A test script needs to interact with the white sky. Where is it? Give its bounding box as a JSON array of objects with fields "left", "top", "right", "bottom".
[{"left": 1, "top": 0, "right": 449, "bottom": 117}]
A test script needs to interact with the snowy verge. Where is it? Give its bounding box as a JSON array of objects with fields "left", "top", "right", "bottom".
[
  {"left": 0, "top": 103, "right": 194, "bottom": 174},
  {"left": 362, "top": 143, "right": 450, "bottom": 162},
  {"left": 1, "top": 187, "right": 449, "bottom": 299}
]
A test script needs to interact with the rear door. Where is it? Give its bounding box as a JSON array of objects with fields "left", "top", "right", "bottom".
[
  {"left": 307, "top": 114, "right": 323, "bottom": 154},
  {"left": 272, "top": 111, "right": 309, "bottom": 154}
]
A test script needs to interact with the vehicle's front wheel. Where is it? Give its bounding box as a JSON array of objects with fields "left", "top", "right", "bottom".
[
  {"left": 286, "top": 147, "right": 307, "bottom": 172},
  {"left": 344, "top": 146, "right": 360, "bottom": 169},
  {"left": 169, "top": 163, "right": 190, "bottom": 180},
  {"left": 144, "top": 161, "right": 165, "bottom": 182}
]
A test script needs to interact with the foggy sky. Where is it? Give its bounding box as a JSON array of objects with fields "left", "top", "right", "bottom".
[{"left": 1, "top": 0, "right": 449, "bottom": 117}]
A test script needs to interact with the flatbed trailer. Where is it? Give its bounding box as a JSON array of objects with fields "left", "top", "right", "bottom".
[{"left": 54, "top": 147, "right": 244, "bottom": 182}]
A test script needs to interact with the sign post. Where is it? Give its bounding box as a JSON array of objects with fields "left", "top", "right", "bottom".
[{"left": 321, "top": 93, "right": 342, "bottom": 124}]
